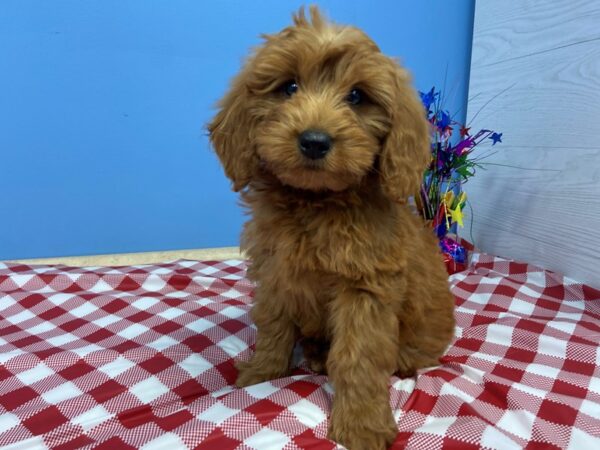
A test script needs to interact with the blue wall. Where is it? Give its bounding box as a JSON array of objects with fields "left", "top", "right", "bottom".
[{"left": 0, "top": 0, "right": 475, "bottom": 259}]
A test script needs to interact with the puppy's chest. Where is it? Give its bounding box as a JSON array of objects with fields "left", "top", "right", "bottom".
[{"left": 256, "top": 205, "right": 381, "bottom": 277}]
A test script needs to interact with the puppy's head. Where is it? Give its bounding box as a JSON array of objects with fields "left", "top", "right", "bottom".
[{"left": 209, "top": 6, "right": 430, "bottom": 201}]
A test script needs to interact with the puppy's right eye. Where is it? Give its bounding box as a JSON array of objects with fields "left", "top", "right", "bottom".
[{"left": 281, "top": 80, "right": 298, "bottom": 97}]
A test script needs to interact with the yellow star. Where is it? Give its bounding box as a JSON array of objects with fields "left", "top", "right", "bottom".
[
  {"left": 443, "top": 191, "right": 455, "bottom": 207},
  {"left": 449, "top": 205, "right": 464, "bottom": 227}
]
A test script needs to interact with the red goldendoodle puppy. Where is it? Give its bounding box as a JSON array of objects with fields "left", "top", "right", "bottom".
[{"left": 209, "top": 7, "right": 455, "bottom": 450}]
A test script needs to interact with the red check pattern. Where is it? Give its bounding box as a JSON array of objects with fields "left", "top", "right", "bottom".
[{"left": 1, "top": 253, "right": 599, "bottom": 449}]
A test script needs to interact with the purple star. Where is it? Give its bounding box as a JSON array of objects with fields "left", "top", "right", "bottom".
[{"left": 454, "top": 137, "right": 475, "bottom": 155}]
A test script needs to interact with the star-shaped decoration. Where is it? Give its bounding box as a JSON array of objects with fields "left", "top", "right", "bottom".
[
  {"left": 441, "top": 191, "right": 467, "bottom": 228},
  {"left": 460, "top": 126, "right": 471, "bottom": 137},
  {"left": 436, "top": 110, "right": 451, "bottom": 131},
  {"left": 443, "top": 191, "right": 455, "bottom": 207},
  {"left": 419, "top": 87, "right": 439, "bottom": 112},
  {"left": 449, "top": 205, "right": 465, "bottom": 227},
  {"left": 489, "top": 132, "right": 503, "bottom": 145}
]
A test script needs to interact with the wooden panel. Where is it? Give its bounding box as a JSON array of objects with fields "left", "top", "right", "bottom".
[
  {"left": 470, "top": 0, "right": 600, "bottom": 67},
  {"left": 466, "top": 0, "right": 600, "bottom": 287}
]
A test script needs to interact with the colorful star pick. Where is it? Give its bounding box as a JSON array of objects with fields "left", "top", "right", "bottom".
[
  {"left": 419, "top": 87, "right": 439, "bottom": 112},
  {"left": 489, "top": 132, "right": 503, "bottom": 145}
]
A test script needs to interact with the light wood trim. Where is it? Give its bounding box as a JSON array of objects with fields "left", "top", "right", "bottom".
[{"left": 5, "top": 247, "right": 244, "bottom": 266}]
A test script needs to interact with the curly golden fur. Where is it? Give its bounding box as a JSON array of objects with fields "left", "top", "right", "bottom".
[{"left": 208, "top": 7, "right": 455, "bottom": 449}]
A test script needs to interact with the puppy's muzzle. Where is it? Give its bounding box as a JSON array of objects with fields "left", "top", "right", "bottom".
[{"left": 298, "top": 130, "right": 332, "bottom": 160}]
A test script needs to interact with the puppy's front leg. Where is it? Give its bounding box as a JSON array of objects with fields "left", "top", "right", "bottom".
[
  {"left": 236, "top": 295, "right": 296, "bottom": 387},
  {"left": 327, "top": 289, "right": 399, "bottom": 450}
]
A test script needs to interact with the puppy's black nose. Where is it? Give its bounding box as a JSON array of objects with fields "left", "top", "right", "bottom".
[{"left": 298, "top": 130, "right": 332, "bottom": 160}]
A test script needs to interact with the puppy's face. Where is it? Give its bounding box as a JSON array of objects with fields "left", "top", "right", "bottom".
[
  {"left": 250, "top": 22, "right": 391, "bottom": 192},
  {"left": 210, "top": 8, "right": 429, "bottom": 200}
]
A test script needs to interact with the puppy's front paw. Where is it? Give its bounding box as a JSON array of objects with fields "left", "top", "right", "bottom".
[
  {"left": 328, "top": 424, "right": 397, "bottom": 450},
  {"left": 235, "top": 359, "right": 288, "bottom": 387},
  {"left": 328, "top": 407, "right": 397, "bottom": 450}
]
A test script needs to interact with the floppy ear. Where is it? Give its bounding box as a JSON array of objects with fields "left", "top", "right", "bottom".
[
  {"left": 379, "top": 64, "right": 431, "bottom": 202},
  {"left": 208, "top": 70, "right": 259, "bottom": 192}
]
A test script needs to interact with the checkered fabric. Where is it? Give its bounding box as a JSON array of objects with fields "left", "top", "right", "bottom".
[{"left": 1, "top": 253, "right": 599, "bottom": 450}]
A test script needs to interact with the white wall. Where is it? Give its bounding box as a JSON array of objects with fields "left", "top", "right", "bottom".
[{"left": 465, "top": 0, "right": 600, "bottom": 287}]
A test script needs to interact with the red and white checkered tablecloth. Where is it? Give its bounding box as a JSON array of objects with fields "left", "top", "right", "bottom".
[{"left": 1, "top": 252, "right": 599, "bottom": 450}]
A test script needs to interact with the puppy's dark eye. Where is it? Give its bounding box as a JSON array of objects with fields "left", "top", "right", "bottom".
[
  {"left": 346, "top": 88, "right": 364, "bottom": 105},
  {"left": 281, "top": 80, "right": 298, "bottom": 97}
]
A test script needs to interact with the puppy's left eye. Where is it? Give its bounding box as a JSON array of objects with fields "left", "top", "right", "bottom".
[
  {"left": 346, "top": 88, "right": 364, "bottom": 105},
  {"left": 281, "top": 80, "right": 299, "bottom": 97}
]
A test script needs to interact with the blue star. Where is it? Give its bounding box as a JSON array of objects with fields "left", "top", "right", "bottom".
[
  {"left": 419, "top": 87, "right": 439, "bottom": 112},
  {"left": 437, "top": 110, "right": 451, "bottom": 131},
  {"left": 489, "top": 132, "right": 503, "bottom": 145}
]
